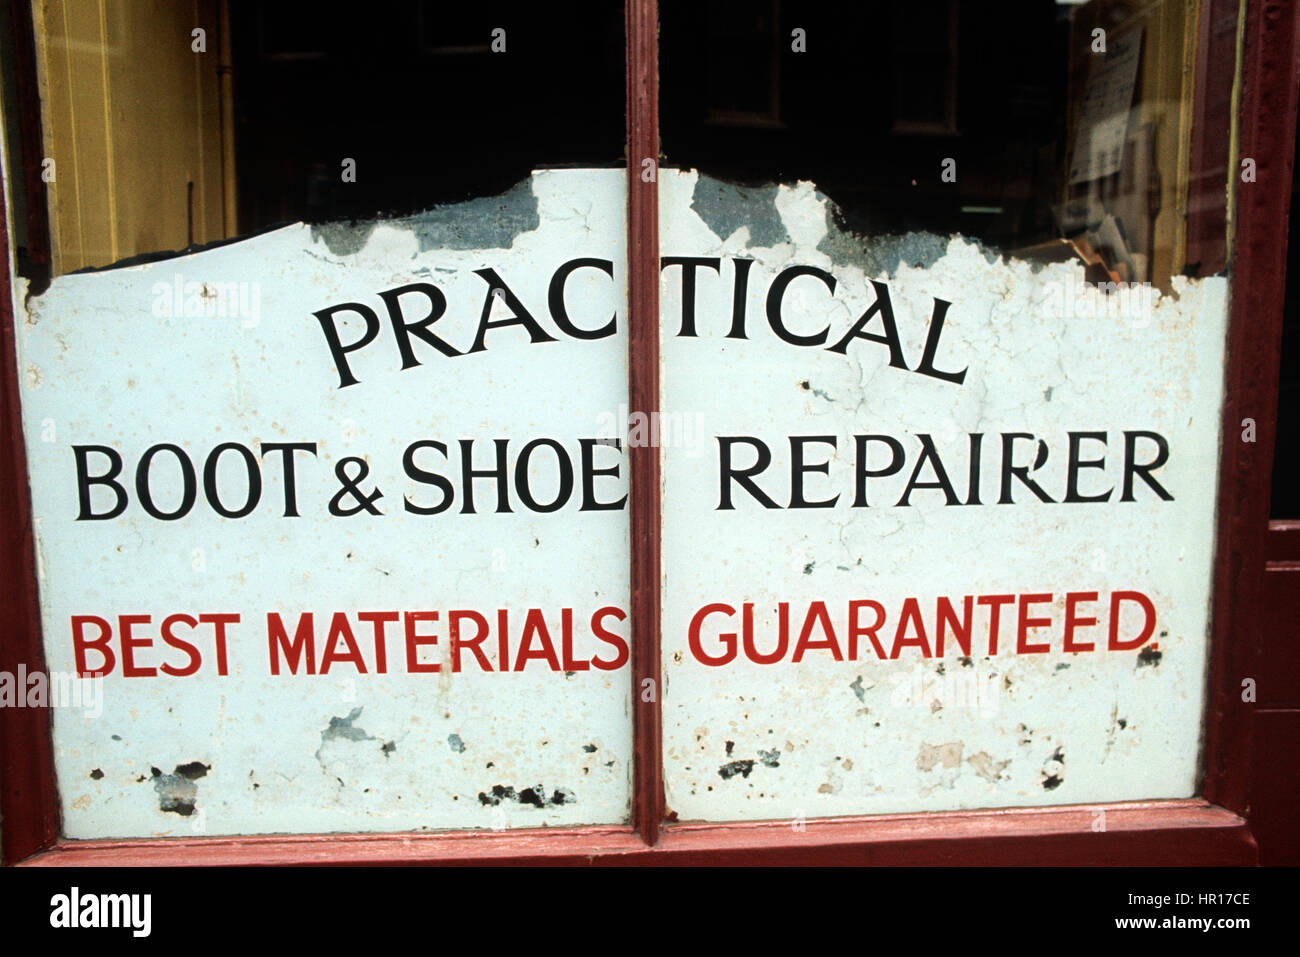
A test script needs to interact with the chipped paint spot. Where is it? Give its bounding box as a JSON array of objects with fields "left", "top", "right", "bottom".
[
  {"left": 967, "top": 751, "right": 1010, "bottom": 782},
  {"left": 718, "top": 760, "right": 756, "bottom": 780},
  {"left": 317, "top": 707, "right": 373, "bottom": 753},
  {"left": 691, "top": 176, "right": 789, "bottom": 246},
  {"left": 849, "top": 675, "right": 865, "bottom": 702},
  {"left": 1137, "top": 646, "right": 1163, "bottom": 668},
  {"left": 149, "top": 761, "right": 210, "bottom": 816},
  {"left": 477, "top": 784, "right": 573, "bottom": 807},
  {"left": 309, "top": 177, "right": 541, "bottom": 258},
  {"left": 916, "top": 742, "right": 964, "bottom": 772},
  {"left": 1041, "top": 746, "right": 1066, "bottom": 790}
]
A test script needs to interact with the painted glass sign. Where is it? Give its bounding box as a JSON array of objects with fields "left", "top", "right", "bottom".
[
  {"left": 15, "top": 170, "right": 633, "bottom": 836},
  {"left": 659, "top": 171, "right": 1227, "bottom": 820},
  {"left": 12, "top": 168, "right": 1227, "bottom": 835}
]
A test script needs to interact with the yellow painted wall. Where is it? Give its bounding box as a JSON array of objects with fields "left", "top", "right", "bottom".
[{"left": 30, "top": 0, "right": 233, "bottom": 274}]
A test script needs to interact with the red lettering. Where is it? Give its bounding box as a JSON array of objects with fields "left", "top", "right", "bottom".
[
  {"left": 1109, "top": 591, "right": 1157, "bottom": 650},
  {"left": 451, "top": 609, "right": 491, "bottom": 672},
  {"left": 200, "top": 613, "right": 237, "bottom": 675},
  {"left": 320, "top": 612, "right": 366, "bottom": 674},
  {"left": 357, "top": 611, "right": 397, "bottom": 674},
  {"left": 1016, "top": 593, "right": 1053, "bottom": 654},
  {"left": 515, "top": 609, "right": 561, "bottom": 671},
  {"left": 792, "top": 601, "right": 842, "bottom": 662},
  {"left": 848, "top": 600, "right": 888, "bottom": 659},
  {"left": 268, "top": 612, "right": 315, "bottom": 675},
  {"left": 71, "top": 615, "right": 115, "bottom": 677},
  {"left": 744, "top": 602, "right": 788, "bottom": 664},
  {"left": 935, "top": 596, "right": 972, "bottom": 657},
  {"left": 978, "top": 594, "right": 1014, "bottom": 655},
  {"left": 689, "top": 603, "right": 738, "bottom": 666},
  {"left": 118, "top": 614, "right": 155, "bottom": 677},
  {"left": 405, "top": 611, "right": 441, "bottom": 673},
  {"left": 890, "top": 597, "right": 932, "bottom": 658},
  {"left": 1063, "top": 592, "right": 1098, "bottom": 652},
  {"left": 160, "top": 614, "right": 201, "bottom": 677},
  {"left": 560, "top": 607, "right": 589, "bottom": 671},
  {"left": 590, "top": 606, "right": 629, "bottom": 670}
]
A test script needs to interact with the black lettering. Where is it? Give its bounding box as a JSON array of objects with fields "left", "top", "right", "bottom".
[
  {"left": 377, "top": 282, "right": 461, "bottom": 369},
  {"left": 203, "top": 442, "right": 261, "bottom": 518},
  {"left": 999, "top": 433, "right": 1056, "bottom": 504},
  {"left": 789, "top": 436, "right": 839, "bottom": 508},
  {"left": 73, "top": 445, "right": 128, "bottom": 520},
  {"left": 718, "top": 437, "right": 778, "bottom": 510},
  {"left": 579, "top": 438, "right": 627, "bottom": 511},
  {"left": 727, "top": 258, "right": 755, "bottom": 339},
  {"left": 661, "top": 257, "right": 721, "bottom": 337},
  {"left": 403, "top": 440, "right": 454, "bottom": 515},
  {"left": 897, "top": 434, "right": 960, "bottom": 506},
  {"left": 515, "top": 439, "right": 574, "bottom": 513},
  {"left": 460, "top": 437, "right": 512, "bottom": 513},
  {"left": 136, "top": 444, "right": 198, "bottom": 520},
  {"left": 853, "top": 434, "right": 905, "bottom": 507},
  {"left": 828, "top": 280, "right": 908, "bottom": 370},
  {"left": 1064, "top": 431, "right": 1113, "bottom": 503},
  {"left": 1122, "top": 430, "right": 1174, "bottom": 501},
  {"left": 766, "top": 265, "right": 835, "bottom": 346},
  {"left": 312, "top": 302, "right": 381, "bottom": 389},
  {"left": 549, "top": 259, "right": 616, "bottom": 339},
  {"left": 914, "top": 298, "right": 968, "bottom": 385},
  {"left": 468, "top": 269, "right": 557, "bottom": 353},
  {"left": 260, "top": 442, "right": 317, "bottom": 518}
]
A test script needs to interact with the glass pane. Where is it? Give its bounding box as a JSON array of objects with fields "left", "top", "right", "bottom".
[
  {"left": 658, "top": 0, "right": 1234, "bottom": 821},
  {"left": 4, "top": 1, "right": 632, "bottom": 836}
]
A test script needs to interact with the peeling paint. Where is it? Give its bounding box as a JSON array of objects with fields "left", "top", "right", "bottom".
[
  {"left": 718, "top": 760, "right": 756, "bottom": 781},
  {"left": 1137, "top": 646, "right": 1163, "bottom": 668},
  {"left": 691, "top": 176, "right": 789, "bottom": 247},
  {"left": 308, "top": 177, "right": 542, "bottom": 259},
  {"left": 1041, "top": 746, "right": 1066, "bottom": 791},
  {"left": 917, "top": 742, "right": 964, "bottom": 772},
  {"left": 477, "top": 784, "right": 574, "bottom": 807},
  {"left": 967, "top": 751, "right": 1010, "bottom": 783},
  {"left": 148, "top": 761, "right": 210, "bottom": 816}
]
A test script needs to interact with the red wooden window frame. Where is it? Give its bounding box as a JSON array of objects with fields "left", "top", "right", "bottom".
[{"left": 1, "top": 0, "right": 1295, "bottom": 866}]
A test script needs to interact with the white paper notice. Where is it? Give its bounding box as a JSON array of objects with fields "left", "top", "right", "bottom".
[{"left": 1068, "top": 28, "right": 1143, "bottom": 186}]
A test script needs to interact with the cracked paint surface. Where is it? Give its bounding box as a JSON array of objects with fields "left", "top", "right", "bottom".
[{"left": 659, "top": 169, "right": 1227, "bottom": 821}]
